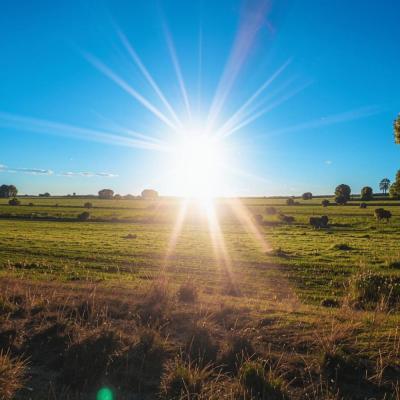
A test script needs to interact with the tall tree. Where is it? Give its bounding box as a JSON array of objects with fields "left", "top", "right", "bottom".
[
  {"left": 98, "top": 189, "right": 114, "bottom": 199},
  {"left": 0, "top": 184, "right": 18, "bottom": 198},
  {"left": 394, "top": 114, "right": 400, "bottom": 144},
  {"left": 379, "top": 178, "right": 390, "bottom": 195}
]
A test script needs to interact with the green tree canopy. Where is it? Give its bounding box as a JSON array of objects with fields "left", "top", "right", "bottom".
[
  {"left": 335, "top": 184, "right": 351, "bottom": 204},
  {"left": 98, "top": 189, "right": 114, "bottom": 199},
  {"left": 389, "top": 170, "right": 400, "bottom": 199},
  {"left": 0, "top": 184, "right": 18, "bottom": 198},
  {"left": 360, "top": 186, "right": 373, "bottom": 201},
  {"left": 394, "top": 114, "right": 400, "bottom": 144},
  {"left": 379, "top": 178, "right": 390, "bottom": 194}
]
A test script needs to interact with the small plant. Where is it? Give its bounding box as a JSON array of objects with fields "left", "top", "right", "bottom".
[
  {"left": 8, "top": 198, "right": 20, "bottom": 206},
  {"left": 83, "top": 202, "right": 93, "bottom": 209},
  {"left": 77, "top": 211, "right": 90, "bottom": 221}
]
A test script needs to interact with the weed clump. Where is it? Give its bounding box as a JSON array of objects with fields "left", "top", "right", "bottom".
[
  {"left": 350, "top": 272, "right": 400, "bottom": 309},
  {"left": 320, "top": 298, "right": 340, "bottom": 308},
  {"left": 177, "top": 280, "right": 198, "bottom": 303},
  {"left": 0, "top": 351, "right": 27, "bottom": 400},
  {"left": 160, "top": 356, "right": 212, "bottom": 399},
  {"left": 239, "top": 359, "right": 288, "bottom": 400},
  {"left": 220, "top": 335, "right": 255, "bottom": 372}
]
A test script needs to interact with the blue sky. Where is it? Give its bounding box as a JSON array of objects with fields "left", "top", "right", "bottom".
[{"left": 0, "top": 0, "right": 399, "bottom": 196}]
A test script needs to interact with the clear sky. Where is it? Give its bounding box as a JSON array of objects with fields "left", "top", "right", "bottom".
[{"left": 0, "top": 0, "right": 399, "bottom": 196}]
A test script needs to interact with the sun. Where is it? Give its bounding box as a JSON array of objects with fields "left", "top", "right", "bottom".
[{"left": 173, "top": 131, "right": 224, "bottom": 201}]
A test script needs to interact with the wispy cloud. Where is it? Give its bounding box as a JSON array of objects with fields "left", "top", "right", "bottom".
[
  {"left": 0, "top": 165, "right": 53, "bottom": 175},
  {"left": 325, "top": 160, "right": 332, "bottom": 165},
  {"left": 60, "top": 171, "right": 118, "bottom": 178},
  {"left": 0, "top": 164, "right": 116, "bottom": 178}
]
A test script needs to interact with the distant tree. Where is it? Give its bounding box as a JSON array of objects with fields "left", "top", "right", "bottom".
[
  {"left": 73, "top": 192, "right": 76, "bottom": 196},
  {"left": 84, "top": 202, "right": 93, "bottom": 209},
  {"left": 302, "top": 192, "right": 312, "bottom": 200},
  {"left": 8, "top": 197, "right": 20, "bottom": 206},
  {"left": 286, "top": 197, "right": 295, "bottom": 206},
  {"left": 379, "top": 178, "right": 391, "bottom": 195},
  {"left": 114, "top": 194, "right": 122, "bottom": 200},
  {"left": 0, "top": 184, "right": 18, "bottom": 198},
  {"left": 389, "top": 170, "right": 400, "bottom": 199},
  {"left": 98, "top": 189, "right": 114, "bottom": 199},
  {"left": 360, "top": 186, "right": 373, "bottom": 201},
  {"left": 321, "top": 199, "right": 330, "bottom": 207},
  {"left": 141, "top": 189, "right": 159, "bottom": 199},
  {"left": 77, "top": 211, "right": 90, "bottom": 221},
  {"left": 394, "top": 113, "right": 400, "bottom": 144},
  {"left": 335, "top": 184, "right": 351, "bottom": 205},
  {"left": 39, "top": 192, "right": 50, "bottom": 197},
  {"left": 124, "top": 194, "right": 135, "bottom": 199}
]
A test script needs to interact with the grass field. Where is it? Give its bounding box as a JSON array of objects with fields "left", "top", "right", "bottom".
[{"left": 1, "top": 196, "right": 400, "bottom": 399}]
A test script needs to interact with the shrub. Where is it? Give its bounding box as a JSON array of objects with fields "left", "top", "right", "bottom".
[
  {"left": 321, "top": 199, "right": 330, "bottom": 207},
  {"left": 309, "top": 216, "right": 329, "bottom": 229},
  {"left": 253, "top": 214, "right": 263, "bottom": 224},
  {"left": 278, "top": 214, "right": 295, "bottom": 224},
  {"left": 320, "top": 298, "right": 340, "bottom": 308},
  {"left": 374, "top": 208, "right": 392, "bottom": 222},
  {"left": 77, "top": 211, "right": 90, "bottom": 221},
  {"left": 359, "top": 202, "right": 367, "bottom": 209},
  {"left": 286, "top": 197, "right": 295, "bottom": 206},
  {"left": 83, "top": 202, "right": 93, "bottom": 209},
  {"left": 265, "top": 206, "right": 277, "bottom": 215},
  {"left": 0, "top": 351, "right": 26, "bottom": 400},
  {"left": 331, "top": 243, "right": 352, "bottom": 251},
  {"left": 302, "top": 192, "right": 312, "bottom": 200},
  {"left": 351, "top": 272, "right": 400, "bottom": 309},
  {"left": 8, "top": 198, "right": 20, "bottom": 206},
  {"left": 177, "top": 280, "right": 198, "bottom": 303},
  {"left": 28, "top": 202, "right": 34, "bottom": 206},
  {"left": 239, "top": 359, "right": 287, "bottom": 400}
]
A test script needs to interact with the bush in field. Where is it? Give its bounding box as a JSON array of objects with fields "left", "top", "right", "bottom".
[
  {"left": 278, "top": 214, "right": 295, "bottom": 224},
  {"left": 286, "top": 197, "right": 295, "bottom": 206},
  {"left": 321, "top": 199, "right": 330, "bottom": 207},
  {"left": 77, "top": 211, "right": 90, "bottom": 221},
  {"left": 335, "top": 184, "right": 351, "bottom": 204},
  {"left": 28, "top": 202, "right": 34, "bottom": 206},
  {"left": 360, "top": 186, "right": 373, "bottom": 201},
  {"left": 309, "top": 216, "right": 329, "bottom": 229},
  {"left": 351, "top": 272, "right": 400, "bottom": 309},
  {"left": 374, "top": 208, "right": 392, "bottom": 222},
  {"left": 265, "top": 206, "right": 277, "bottom": 215},
  {"left": 83, "top": 202, "right": 93, "bottom": 209},
  {"left": 359, "top": 202, "right": 367, "bottom": 209},
  {"left": 302, "top": 192, "right": 312, "bottom": 200},
  {"left": 8, "top": 198, "right": 20, "bottom": 206},
  {"left": 0, "top": 351, "right": 26, "bottom": 400},
  {"left": 253, "top": 214, "right": 263, "bottom": 224}
]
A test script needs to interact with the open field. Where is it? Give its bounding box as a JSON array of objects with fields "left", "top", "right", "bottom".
[{"left": 1, "top": 197, "right": 400, "bottom": 399}]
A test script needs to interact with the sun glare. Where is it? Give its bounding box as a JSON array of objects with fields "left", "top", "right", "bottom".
[{"left": 173, "top": 131, "right": 224, "bottom": 201}]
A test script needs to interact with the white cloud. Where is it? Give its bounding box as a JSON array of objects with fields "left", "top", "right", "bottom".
[
  {"left": 61, "top": 171, "right": 118, "bottom": 178},
  {"left": 325, "top": 160, "right": 332, "bottom": 165}
]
